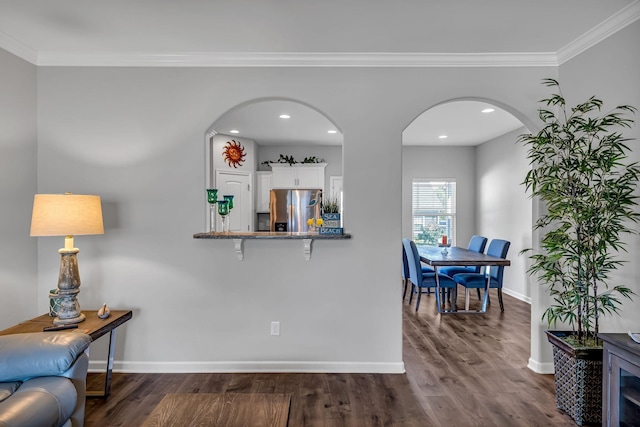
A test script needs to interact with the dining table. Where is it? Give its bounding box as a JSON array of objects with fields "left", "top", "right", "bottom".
[{"left": 416, "top": 245, "right": 511, "bottom": 314}]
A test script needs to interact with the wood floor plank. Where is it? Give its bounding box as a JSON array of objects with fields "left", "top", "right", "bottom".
[
  {"left": 85, "top": 286, "right": 575, "bottom": 426},
  {"left": 402, "top": 286, "right": 575, "bottom": 427},
  {"left": 141, "top": 393, "right": 290, "bottom": 427}
]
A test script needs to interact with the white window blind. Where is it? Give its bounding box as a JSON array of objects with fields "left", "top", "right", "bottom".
[{"left": 412, "top": 180, "right": 456, "bottom": 245}]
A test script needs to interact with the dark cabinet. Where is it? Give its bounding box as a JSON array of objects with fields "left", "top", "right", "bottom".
[{"left": 600, "top": 333, "right": 640, "bottom": 426}]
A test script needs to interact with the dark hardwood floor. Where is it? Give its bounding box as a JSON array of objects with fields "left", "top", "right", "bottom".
[
  {"left": 402, "top": 288, "right": 575, "bottom": 426},
  {"left": 85, "top": 287, "right": 575, "bottom": 426}
]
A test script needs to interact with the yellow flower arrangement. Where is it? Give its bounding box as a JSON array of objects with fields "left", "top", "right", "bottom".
[{"left": 307, "top": 218, "right": 323, "bottom": 228}]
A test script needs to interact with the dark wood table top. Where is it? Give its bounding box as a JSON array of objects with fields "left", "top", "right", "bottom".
[
  {"left": 417, "top": 245, "right": 511, "bottom": 267},
  {"left": 0, "top": 310, "right": 133, "bottom": 341}
]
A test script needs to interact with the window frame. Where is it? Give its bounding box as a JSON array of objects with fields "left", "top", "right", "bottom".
[{"left": 411, "top": 179, "right": 457, "bottom": 246}]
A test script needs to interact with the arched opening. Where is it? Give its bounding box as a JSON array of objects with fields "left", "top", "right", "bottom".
[
  {"left": 401, "top": 98, "right": 533, "bottom": 312},
  {"left": 204, "top": 98, "right": 343, "bottom": 233}
]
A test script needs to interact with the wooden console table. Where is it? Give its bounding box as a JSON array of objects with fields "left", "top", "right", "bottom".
[{"left": 0, "top": 309, "right": 133, "bottom": 398}]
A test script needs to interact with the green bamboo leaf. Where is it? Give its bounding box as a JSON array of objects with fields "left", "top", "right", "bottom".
[{"left": 520, "top": 79, "right": 637, "bottom": 339}]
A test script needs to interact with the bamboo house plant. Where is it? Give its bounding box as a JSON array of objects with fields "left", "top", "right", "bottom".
[{"left": 520, "top": 79, "right": 639, "bottom": 425}]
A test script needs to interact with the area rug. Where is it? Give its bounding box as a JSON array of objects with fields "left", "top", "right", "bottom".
[{"left": 142, "top": 393, "right": 291, "bottom": 427}]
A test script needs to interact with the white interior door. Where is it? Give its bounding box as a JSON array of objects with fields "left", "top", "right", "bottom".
[
  {"left": 329, "top": 175, "right": 343, "bottom": 213},
  {"left": 215, "top": 171, "right": 253, "bottom": 232}
]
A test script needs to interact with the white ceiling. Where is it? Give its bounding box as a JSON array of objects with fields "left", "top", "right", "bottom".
[
  {"left": 1, "top": 0, "right": 638, "bottom": 146},
  {"left": 403, "top": 101, "right": 525, "bottom": 146},
  {"left": 0, "top": 1, "right": 636, "bottom": 59},
  {"left": 213, "top": 100, "right": 343, "bottom": 146}
]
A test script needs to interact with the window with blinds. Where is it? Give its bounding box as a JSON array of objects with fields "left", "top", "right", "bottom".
[{"left": 412, "top": 180, "right": 456, "bottom": 245}]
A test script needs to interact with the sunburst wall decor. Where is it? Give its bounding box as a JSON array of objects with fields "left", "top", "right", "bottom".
[{"left": 222, "top": 140, "right": 246, "bottom": 168}]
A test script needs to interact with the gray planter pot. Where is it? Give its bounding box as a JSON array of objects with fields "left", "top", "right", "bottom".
[{"left": 546, "top": 330, "right": 603, "bottom": 426}]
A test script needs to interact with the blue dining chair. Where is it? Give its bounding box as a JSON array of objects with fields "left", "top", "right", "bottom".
[
  {"left": 402, "top": 238, "right": 434, "bottom": 301},
  {"left": 439, "top": 235, "right": 488, "bottom": 277},
  {"left": 453, "top": 239, "right": 510, "bottom": 311},
  {"left": 403, "top": 238, "right": 457, "bottom": 312}
]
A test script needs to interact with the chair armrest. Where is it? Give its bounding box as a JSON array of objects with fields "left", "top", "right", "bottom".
[
  {"left": 0, "top": 332, "right": 91, "bottom": 382},
  {"left": 64, "top": 351, "right": 90, "bottom": 427}
]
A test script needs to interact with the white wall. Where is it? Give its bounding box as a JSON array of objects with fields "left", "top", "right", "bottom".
[
  {"left": 475, "top": 127, "right": 532, "bottom": 303},
  {"left": 0, "top": 58, "right": 558, "bottom": 371},
  {"left": 527, "top": 20, "right": 640, "bottom": 371},
  {"left": 401, "top": 146, "right": 476, "bottom": 244},
  {"left": 0, "top": 49, "right": 38, "bottom": 326},
  {"left": 0, "top": 23, "right": 634, "bottom": 377}
]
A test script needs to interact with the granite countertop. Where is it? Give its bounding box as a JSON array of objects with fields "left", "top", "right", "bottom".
[{"left": 193, "top": 231, "right": 351, "bottom": 240}]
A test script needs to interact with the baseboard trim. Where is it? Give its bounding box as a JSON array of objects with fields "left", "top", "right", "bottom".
[
  {"left": 89, "top": 360, "right": 406, "bottom": 374},
  {"left": 527, "top": 357, "right": 555, "bottom": 374},
  {"left": 503, "top": 288, "right": 531, "bottom": 304}
]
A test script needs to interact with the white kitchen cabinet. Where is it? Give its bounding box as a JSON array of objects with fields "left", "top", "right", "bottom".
[
  {"left": 256, "top": 171, "right": 272, "bottom": 213},
  {"left": 270, "top": 163, "right": 326, "bottom": 190}
]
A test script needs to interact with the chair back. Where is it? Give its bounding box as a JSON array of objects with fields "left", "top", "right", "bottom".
[
  {"left": 402, "top": 240, "right": 410, "bottom": 280},
  {"left": 486, "top": 239, "right": 510, "bottom": 286},
  {"left": 467, "top": 235, "right": 488, "bottom": 273},
  {"left": 468, "top": 235, "right": 488, "bottom": 253},
  {"left": 402, "top": 238, "right": 421, "bottom": 287}
]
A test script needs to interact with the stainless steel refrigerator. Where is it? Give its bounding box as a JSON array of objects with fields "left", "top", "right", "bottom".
[{"left": 270, "top": 189, "right": 322, "bottom": 232}]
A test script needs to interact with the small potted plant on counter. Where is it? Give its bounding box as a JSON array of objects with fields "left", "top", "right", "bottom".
[
  {"left": 320, "top": 197, "right": 342, "bottom": 235},
  {"left": 519, "top": 78, "right": 639, "bottom": 425}
]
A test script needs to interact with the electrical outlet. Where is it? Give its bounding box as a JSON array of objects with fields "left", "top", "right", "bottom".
[{"left": 271, "top": 321, "right": 280, "bottom": 336}]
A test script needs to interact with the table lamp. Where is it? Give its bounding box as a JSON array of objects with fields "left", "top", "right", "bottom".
[{"left": 30, "top": 193, "right": 104, "bottom": 325}]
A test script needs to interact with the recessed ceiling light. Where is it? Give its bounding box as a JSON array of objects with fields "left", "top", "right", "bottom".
[
  {"left": 229, "top": 130, "right": 239, "bottom": 134},
  {"left": 438, "top": 135, "right": 448, "bottom": 139},
  {"left": 481, "top": 108, "right": 495, "bottom": 113},
  {"left": 279, "top": 114, "right": 291, "bottom": 119},
  {"left": 327, "top": 130, "right": 337, "bottom": 134}
]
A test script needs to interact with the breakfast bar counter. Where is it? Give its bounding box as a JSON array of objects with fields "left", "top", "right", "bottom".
[
  {"left": 193, "top": 231, "right": 351, "bottom": 260},
  {"left": 193, "top": 231, "right": 351, "bottom": 240}
]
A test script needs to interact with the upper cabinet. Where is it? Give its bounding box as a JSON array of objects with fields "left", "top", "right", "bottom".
[
  {"left": 270, "top": 163, "right": 327, "bottom": 190},
  {"left": 256, "top": 171, "right": 272, "bottom": 213}
]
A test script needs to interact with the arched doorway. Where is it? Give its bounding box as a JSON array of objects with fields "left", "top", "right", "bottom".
[{"left": 400, "top": 98, "right": 534, "bottom": 338}]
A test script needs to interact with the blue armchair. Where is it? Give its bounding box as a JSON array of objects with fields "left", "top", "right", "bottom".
[{"left": 0, "top": 332, "right": 91, "bottom": 427}]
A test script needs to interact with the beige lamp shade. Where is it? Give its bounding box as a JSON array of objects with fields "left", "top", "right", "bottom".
[{"left": 30, "top": 194, "right": 104, "bottom": 237}]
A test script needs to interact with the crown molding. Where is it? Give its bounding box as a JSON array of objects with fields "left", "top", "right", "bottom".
[
  {"left": 36, "top": 51, "right": 558, "bottom": 67},
  {"left": 0, "top": 30, "right": 37, "bottom": 64},
  {"left": 557, "top": 0, "right": 640, "bottom": 64},
  {"left": 1, "top": 1, "right": 638, "bottom": 68}
]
